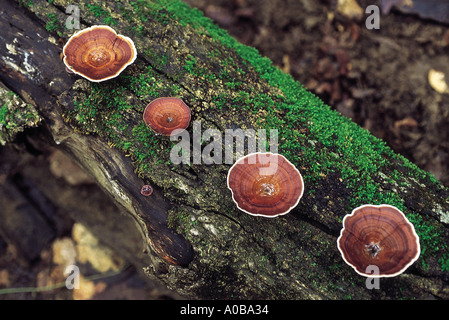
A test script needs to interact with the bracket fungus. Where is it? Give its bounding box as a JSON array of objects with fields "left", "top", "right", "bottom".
[
  {"left": 62, "top": 25, "right": 137, "bottom": 82},
  {"left": 337, "top": 204, "right": 420, "bottom": 278},
  {"left": 140, "top": 185, "right": 153, "bottom": 196},
  {"left": 227, "top": 152, "right": 304, "bottom": 218},
  {"left": 143, "top": 97, "right": 191, "bottom": 136}
]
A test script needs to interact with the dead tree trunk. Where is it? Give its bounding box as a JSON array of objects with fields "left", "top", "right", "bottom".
[{"left": 1, "top": 0, "right": 449, "bottom": 299}]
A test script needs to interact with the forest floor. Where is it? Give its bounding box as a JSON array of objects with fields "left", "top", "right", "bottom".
[{"left": 1, "top": 0, "right": 449, "bottom": 300}]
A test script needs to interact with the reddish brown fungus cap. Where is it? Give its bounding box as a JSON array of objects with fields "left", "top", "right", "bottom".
[
  {"left": 63, "top": 25, "right": 137, "bottom": 82},
  {"left": 337, "top": 204, "right": 420, "bottom": 278},
  {"left": 143, "top": 97, "right": 191, "bottom": 136},
  {"left": 227, "top": 152, "right": 304, "bottom": 218}
]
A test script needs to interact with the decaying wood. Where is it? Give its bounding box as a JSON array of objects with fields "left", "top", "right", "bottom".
[
  {"left": 0, "top": 0, "right": 193, "bottom": 269},
  {"left": 1, "top": 0, "right": 449, "bottom": 300}
]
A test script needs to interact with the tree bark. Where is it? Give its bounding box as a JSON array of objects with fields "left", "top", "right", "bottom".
[{"left": 1, "top": 0, "right": 449, "bottom": 299}]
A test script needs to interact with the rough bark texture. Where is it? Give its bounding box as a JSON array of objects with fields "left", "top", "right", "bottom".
[{"left": 1, "top": 0, "right": 449, "bottom": 299}]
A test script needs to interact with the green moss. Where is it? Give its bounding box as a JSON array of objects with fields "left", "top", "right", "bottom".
[
  {"left": 18, "top": 0, "right": 34, "bottom": 7},
  {"left": 439, "top": 257, "right": 449, "bottom": 272},
  {"left": 48, "top": 0, "right": 448, "bottom": 274}
]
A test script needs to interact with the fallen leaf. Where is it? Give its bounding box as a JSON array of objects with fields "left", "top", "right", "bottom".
[{"left": 337, "top": 0, "right": 364, "bottom": 20}]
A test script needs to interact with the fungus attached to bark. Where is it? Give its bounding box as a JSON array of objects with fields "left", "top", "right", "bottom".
[
  {"left": 227, "top": 152, "right": 304, "bottom": 217},
  {"left": 62, "top": 25, "right": 137, "bottom": 82},
  {"left": 337, "top": 204, "right": 420, "bottom": 277},
  {"left": 140, "top": 185, "right": 153, "bottom": 196},
  {"left": 143, "top": 97, "right": 191, "bottom": 136}
]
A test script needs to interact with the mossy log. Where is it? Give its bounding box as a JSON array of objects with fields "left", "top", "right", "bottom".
[{"left": 1, "top": 0, "right": 449, "bottom": 299}]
